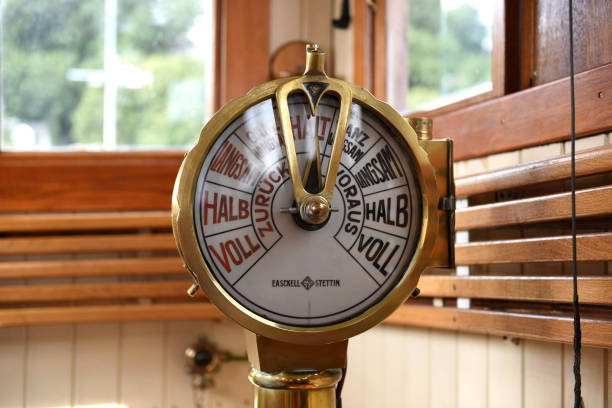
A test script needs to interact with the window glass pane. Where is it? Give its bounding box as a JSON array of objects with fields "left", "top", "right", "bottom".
[
  {"left": 1, "top": 0, "right": 214, "bottom": 150},
  {"left": 387, "top": 0, "right": 493, "bottom": 112},
  {"left": 2, "top": 0, "right": 104, "bottom": 149}
]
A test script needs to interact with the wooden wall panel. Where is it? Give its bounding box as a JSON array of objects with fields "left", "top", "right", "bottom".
[
  {"left": 0, "top": 324, "right": 607, "bottom": 407},
  {"left": 608, "top": 350, "right": 612, "bottom": 408},
  {"left": 457, "top": 334, "right": 487, "bottom": 408},
  {"left": 218, "top": 0, "right": 270, "bottom": 106},
  {"left": 563, "top": 345, "right": 605, "bottom": 408},
  {"left": 361, "top": 330, "right": 386, "bottom": 407},
  {"left": 73, "top": 323, "right": 120, "bottom": 406},
  {"left": 383, "top": 326, "right": 408, "bottom": 407},
  {"left": 0, "top": 327, "right": 26, "bottom": 408},
  {"left": 385, "top": 0, "right": 408, "bottom": 110},
  {"left": 347, "top": 331, "right": 611, "bottom": 408},
  {"left": 524, "top": 340, "right": 563, "bottom": 408},
  {"left": 390, "top": 304, "right": 612, "bottom": 348},
  {"left": 533, "top": 0, "right": 612, "bottom": 86},
  {"left": 269, "top": 0, "right": 301, "bottom": 54},
  {"left": 488, "top": 336, "right": 522, "bottom": 408},
  {"left": 352, "top": 0, "right": 369, "bottom": 90},
  {"left": 372, "top": 0, "right": 387, "bottom": 100},
  {"left": 343, "top": 327, "right": 609, "bottom": 408},
  {"left": 269, "top": 0, "right": 334, "bottom": 75},
  {"left": 434, "top": 63, "right": 612, "bottom": 160},
  {"left": 0, "top": 152, "right": 183, "bottom": 212},
  {"left": 119, "top": 322, "right": 165, "bottom": 407},
  {"left": 0, "top": 321, "right": 255, "bottom": 408},
  {"left": 210, "top": 360, "right": 253, "bottom": 407},
  {"left": 430, "top": 330, "right": 457, "bottom": 408},
  {"left": 302, "top": 0, "right": 334, "bottom": 59},
  {"left": 25, "top": 325, "right": 74, "bottom": 408},
  {"left": 164, "top": 321, "right": 211, "bottom": 408},
  {"left": 402, "top": 327, "right": 430, "bottom": 406},
  {"left": 332, "top": 0, "right": 354, "bottom": 82},
  {"left": 341, "top": 332, "right": 365, "bottom": 407},
  {"left": 204, "top": 320, "right": 252, "bottom": 407}
]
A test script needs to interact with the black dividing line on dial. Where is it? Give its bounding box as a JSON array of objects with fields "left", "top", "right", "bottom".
[
  {"left": 204, "top": 223, "right": 254, "bottom": 239},
  {"left": 230, "top": 245, "right": 270, "bottom": 287},
  {"left": 204, "top": 180, "right": 252, "bottom": 195},
  {"left": 335, "top": 234, "right": 382, "bottom": 287},
  {"left": 362, "top": 184, "right": 408, "bottom": 197}
]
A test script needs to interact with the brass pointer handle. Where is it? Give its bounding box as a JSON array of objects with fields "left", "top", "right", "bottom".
[{"left": 276, "top": 45, "right": 352, "bottom": 225}]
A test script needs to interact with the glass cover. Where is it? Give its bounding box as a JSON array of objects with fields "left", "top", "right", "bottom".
[{"left": 193, "top": 94, "right": 422, "bottom": 326}]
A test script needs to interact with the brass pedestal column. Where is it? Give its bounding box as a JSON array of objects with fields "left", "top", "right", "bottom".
[
  {"left": 172, "top": 43, "right": 455, "bottom": 408},
  {"left": 245, "top": 332, "right": 347, "bottom": 408},
  {"left": 249, "top": 368, "right": 342, "bottom": 408}
]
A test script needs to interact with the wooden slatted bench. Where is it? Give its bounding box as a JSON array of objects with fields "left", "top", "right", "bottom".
[
  {"left": 0, "top": 210, "right": 224, "bottom": 326},
  {"left": 389, "top": 144, "right": 612, "bottom": 348},
  {"left": 0, "top": 151, "right": 226, "bottom": 326},
  {"left": 0, "top": 145, "right": 610, "bottom": 348}
]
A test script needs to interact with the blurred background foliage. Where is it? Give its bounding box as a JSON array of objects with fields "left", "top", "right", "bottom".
[
  {"left": 2, "top": 0, "right": 207, "bottom": 148},
  {"left": 407, "top": 0, "right": 491, "bottom": 110},
  {"left": 1, "top": 0, "right": 489, "bottom": 148}
]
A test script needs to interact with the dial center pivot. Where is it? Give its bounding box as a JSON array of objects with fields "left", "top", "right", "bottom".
[{"left": 299, "top": 195, "right": 331, "bottom": 225}]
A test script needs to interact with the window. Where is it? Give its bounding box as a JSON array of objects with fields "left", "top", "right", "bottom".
[
  {"left": 386, "top": 0, "right": 498, "bottom": 113},
  {"left": 1, "top": 0, "right": 215, "bottom": 150}
]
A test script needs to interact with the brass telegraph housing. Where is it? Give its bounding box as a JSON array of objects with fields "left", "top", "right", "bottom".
[{"left": 172, "top": 45, "right": 454, "bottom": 407}]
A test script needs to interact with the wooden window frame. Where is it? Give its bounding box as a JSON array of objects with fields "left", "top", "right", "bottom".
[
  {"left": 352, "top": 0, "right": 612, "bottom": 349},
  {"left": 0, "top": 0, "right": 271, "bottom": 152},
  {"left": 354, "top": 0, "right": 507, "bottom": 115},
  {"left": 353, "top": 0, "right": 387, "bottom": 100},
  {"left": 0, "top": 0, "right": 271, "bottom": 211},
  {"left": 214, "top": 0, "right": 270, "bottom": 110},
  {"left": 353, "top": 0, "right": 612, "bottom": 160},
  {"left": 436, "top": 62, "right": 612, "bottom": 160}
]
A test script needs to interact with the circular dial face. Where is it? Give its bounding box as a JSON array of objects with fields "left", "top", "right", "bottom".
[{"left": 193, "top": 94, "right": 422, "bottom": 327}]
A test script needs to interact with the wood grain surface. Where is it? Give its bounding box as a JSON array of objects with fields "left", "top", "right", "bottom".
[
  {"left": 0, "top": 281, "right": 203, "bottom": 304},
  {"left": 387, "top": 305, "right": 612, "bottom": 348},
  {"left": 418, "top": 275, "right": 612, "bottom": 305},
  {"left": 0, "top": 233, "right": 177, "bottom": 255},
  {"left": 533, "top": 0, "right": 612, "bottom": 85},
  {"left": 0, "top": 211, "right": 172, "bottom": 232},
  {"left": 0, "top": 151, "right": 183, "bottom": 212},
  {"left": 0, "top": 257, "right": 184, "bottom": 280},
  {"left": 433, "top": 63, "right": 612, "bottom": 160},
  {"left": 455, "top": 144, "right": 612, "bottom": 197},
  {"left": 217, "top": 0, "right": 270, "bottom": 105},
  {"left": 2, "top": 302, "right": 610, "bottom": 349},
  {"left": 455, "top": 185, "right": 612, "bottom": 230},
  {"left": 0, "top": 303, "right": 223, "bottom": 327},
  {"left": 455, "top": 232, "right": 612, "bottom": 265}
]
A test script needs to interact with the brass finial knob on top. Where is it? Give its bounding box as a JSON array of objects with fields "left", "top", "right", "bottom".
[
  {"left": 304, "top": 43, "right": 326, "bottom": 77},
  {"left": 408, "top": 117, "right": 433, "bottom": 140}
]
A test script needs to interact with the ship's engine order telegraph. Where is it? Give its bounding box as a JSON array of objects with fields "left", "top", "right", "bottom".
[{"left": 173, "top": 45, "right": 455, "bottom": 408}]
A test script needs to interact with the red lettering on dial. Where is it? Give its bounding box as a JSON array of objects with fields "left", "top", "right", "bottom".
[
  {"left": 203, "top": 191, "right": 250, "bottom": 225},
  {"left": 210, "top": 141, "right": 261, "bottom": 186},
  {"left": 208, "top": 235, "right": 261, "bottom": 273}
]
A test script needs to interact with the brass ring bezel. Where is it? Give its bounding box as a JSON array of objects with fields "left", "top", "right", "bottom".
[{"left": 172, "top": 78, "right": 440, "bottom": 345}]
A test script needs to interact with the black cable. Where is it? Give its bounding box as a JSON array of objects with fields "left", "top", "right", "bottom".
[{"left": 568, "top": 1, "right": 582, "bottom": 407}]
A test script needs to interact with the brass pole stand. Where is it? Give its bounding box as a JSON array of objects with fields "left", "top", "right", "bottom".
[
  {"left": 244, "top": 332, "right": 347, "bottom": 408},
  {"left": 249, "top": 368, "right": 342, "bottom": 408}
]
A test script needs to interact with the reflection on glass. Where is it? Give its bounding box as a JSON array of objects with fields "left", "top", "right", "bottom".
[
  {"left": 1, "top": 0, "right": 214, "bottom": 150},
  {"left": 387, "top": 0, "right": 493, "bottom": 112}
]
